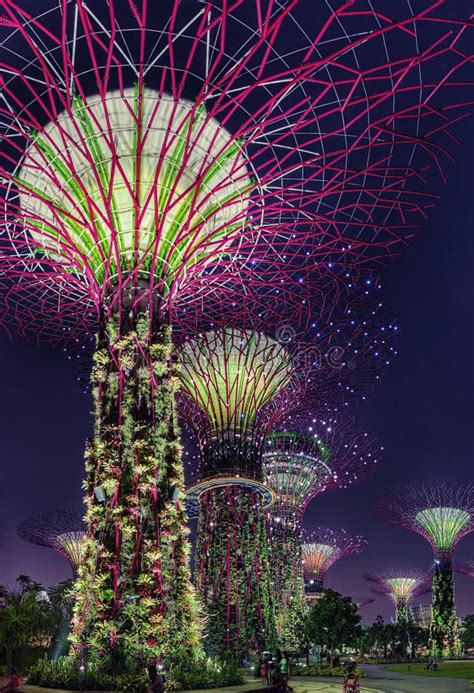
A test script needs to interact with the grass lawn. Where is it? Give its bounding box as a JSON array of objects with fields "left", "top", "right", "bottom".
[{"left": 386, "top": 661, "right": 474, "bottom": 679}]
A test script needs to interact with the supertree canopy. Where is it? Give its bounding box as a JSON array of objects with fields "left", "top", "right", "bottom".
[
  {"left": 264, "top": 417, "right": 382, "bottom": 525},
  {"left": 376, "top": 482, "right": 474, "bottom": 656},
  {"left": 0, "top": 0, "right": 472, "bottom": 668},
  {"left": 181, "top": 327, "right": 293, "bottom": 482},
  {"left": 455, "top": 561, "right": 474, "bottom": 579},
  {"left": 18, "top": 510, "right": 85, "bottom": 576},
  {"left": 364, "top": 570, "right": 431, "bottom": 624},
  {"left": 302, "top": 527, "right": 367, "bottom": 598}
]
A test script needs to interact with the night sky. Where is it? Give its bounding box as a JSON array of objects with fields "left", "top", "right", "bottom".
[{"left": 0, "top": 4, "right": 473, "bottom": 627}]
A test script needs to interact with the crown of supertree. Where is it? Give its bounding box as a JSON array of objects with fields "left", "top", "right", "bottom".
[
  {"left": 17, "top": 510, "right": 86, "bottom": 575},
  {"left": 179, "top": 284, "right": 395, "bottom": 474},
  {"left": 0, "top": 1, "right": 471, "bottom": 341},
  {"left": 455, "top": 561, "right": 474, "bottom": 579},
  {"left": 355, "top": 596, "right": 375, "bottom": 609},
  {"left": 376, "top": 482, "right": 474, "bottom": 558},
  {"left": 364, "top": 569, "right": 431, "bottom": 606},
  {"left": 302, "top": 526, "right": 367, "bottom": 594},
  {"left": 263, "top": 416, "right": 382, "bottom": 527}
]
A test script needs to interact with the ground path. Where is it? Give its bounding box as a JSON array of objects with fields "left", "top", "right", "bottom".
[
  {"left": 0, "top": 676, "right": 377, "bottom": 693},
  {"left": 1, "top": 669, "right": 471, "bottom": 692}
]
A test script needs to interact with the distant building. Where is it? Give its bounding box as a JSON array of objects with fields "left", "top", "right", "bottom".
[{"left": 410, "top": 604, "right": 432, "bottom": 628}]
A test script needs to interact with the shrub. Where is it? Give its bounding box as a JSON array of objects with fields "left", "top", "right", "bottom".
[
  {"left": 169, "top": 657, "right": 244, "bottom": 690},
  {"left": 28, "top": 657, "right": 119, "bottom": 690},
  {"left": 28, "top": 655, "right": 244, "bottom": 691},
  {"left": 293, "top": 663, "right": 364, "bottom": 678}
]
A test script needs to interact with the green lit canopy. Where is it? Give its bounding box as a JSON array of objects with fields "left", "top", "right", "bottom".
[
  {"left": 18, "top": 88, "right": 251, "bottom": 288},
  {"left": 263, "top": 432, "right": 333, "bottom": 516},
  {"left": 415, "top": 506, "right": 471, "bottom": 553},
  {"left": 180, "top": 328, "right": 293, "bottom": 437},
  {"left": 385, "top": 577, "right": 421, "bottom": 603}
]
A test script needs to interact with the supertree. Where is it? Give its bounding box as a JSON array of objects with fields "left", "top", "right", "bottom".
[
  {"left": 376, "top": 482, "right": 474, "bottom": 656},
  {"left": 455, "top": 561, "right": 474, "bottom": 579},
  {"left": 302, "top": 527, "right": 367, "bottom": 599},
  {"left": 180, "top": 327, "right": 287, "bottom": 656},
  {"left": 179, "top": 288, "right": 394, "bottom": 657},
  {"left": 18, "top": 510, "right": 86, "bottom": 577},
  {"left": 364, "top": 570, "right": 431, "bottom": 624},
  {"left": 263, "top": 417, "right": 381, "bottom": 648},
  {"left": 0, "top": 0, "right": 471, "bottom": 666}
]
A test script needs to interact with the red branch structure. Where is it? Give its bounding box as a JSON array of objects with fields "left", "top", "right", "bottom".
[
  {"left": 455, "top": 561, "right": 474, "bottom": 579},
  {"left": 0, "top": 1, "right": 471, "bottom": 343},
  {"left": 17, "top": 510, "right": 86, "bottom": 576},
  {"left": 364, "top": 569, "right": 431, "bottom": 623},
  {"left": 302, "top": 526, "right": 367, "bottom": 599}
]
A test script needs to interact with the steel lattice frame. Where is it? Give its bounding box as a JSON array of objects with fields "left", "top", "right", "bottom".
[
  {"left": 302, "top": 526, "right": 367, "bottom": 598},
  {"left": 17, "top": 510, "right": 86, "bottom": 576},
  {"left": 376, "top": 481, "right": 474, "bottom": 657},
  {"left": 455, "top": 561, "right": 474, "bottom": 579},
  {"left": 0, "top": 1, "right": 472, "bottom": 343},
  {"left": 0, "top": 0, "right": 471, "bottom": 666},
  {"left": 364, "top": 569, "right": 431, "bottom": 624},
  {"left": 180, "top": 291, "right": 396, "bottom": 486},
  {"left": 180, "top": 326, "right": 287, "bottom": 656},
  {"left": 264, "top": 417, "right": 382, "bottom": 525}
]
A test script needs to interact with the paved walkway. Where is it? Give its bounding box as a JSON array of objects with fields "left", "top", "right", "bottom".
[
  {"left": 0, "top": 676, "right": 378, "bottom": 693},
  {"left": 4, "top": 670, "right": 470, "bottom": 693}
]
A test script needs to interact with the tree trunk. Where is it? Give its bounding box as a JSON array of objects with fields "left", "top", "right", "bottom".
[
  {"left": 71, "top": 310, "right": 200, "bottom": 671},
  {"left": 196, "top": 485, "right": 276, "bottom": 658},
  {"left": 429, "top": 555, "right": 460, "bottom": 657}
]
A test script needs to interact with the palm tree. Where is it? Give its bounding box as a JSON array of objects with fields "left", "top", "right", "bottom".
[{"left": 0, "top": 580, "right": 59, "bottom": 669}]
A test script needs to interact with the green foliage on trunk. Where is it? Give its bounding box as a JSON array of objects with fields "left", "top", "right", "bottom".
[
  {"left": 270, "top": 523, "right": 307, "bottom": 650},
  {"left": 429, "top": 559, "right": 460, "bottom": 657},
  {"left": 396, "top": 602, "right": 410, "bottom": 626},
  {"left": 196, "top": 487, "right": 277, "bottom": 658},
  {"left": 71, "top": 313, "right": 200, "bottom": 672}
]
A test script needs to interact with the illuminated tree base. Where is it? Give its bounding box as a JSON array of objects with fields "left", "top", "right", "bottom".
[
  {"left": 396, "top": 603, "right": 411, "bottom": 625},
  {"left": 270, "top": 523, "right": 306, "bottom": 650},
  {"left": 197, "top": 487, "right": 276, "bottom": 658},
  {"left": 71, "top": 313, "right": 200, "bottom": 671},
  {"left": 429, "top": 560, "right": 460, "bottom": 657}
]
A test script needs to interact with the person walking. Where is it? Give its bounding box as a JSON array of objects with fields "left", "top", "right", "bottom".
[
  {"left": 260, "top": 658, "right": 269, "bottom": 686},
  {"left": 280, "top": 652, "right": 289, "bottom": 691}
]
